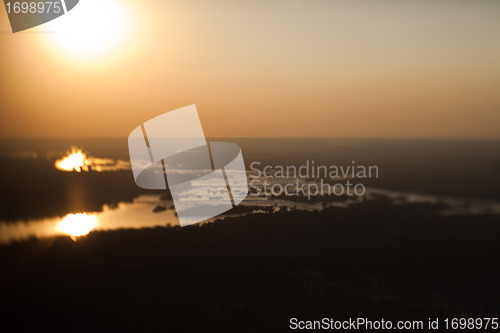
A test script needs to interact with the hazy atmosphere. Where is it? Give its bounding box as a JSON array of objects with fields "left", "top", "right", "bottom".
[{"left": 1, "top": 0, "right": 499, "bottom": 138}]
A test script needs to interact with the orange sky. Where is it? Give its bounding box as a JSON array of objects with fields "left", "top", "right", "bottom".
[{"left": 1, "top": 0, "right": 499, "bottom": 138}]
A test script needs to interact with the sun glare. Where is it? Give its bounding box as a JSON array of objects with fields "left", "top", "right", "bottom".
[
  {"left": 56, "top": 213, "right": 98, "bottom": 240},
  {"left": 45, "top": 0, "right": 129, "bottom": 57},
  {"left": 55, "top": 147, "right": 91, "bottom": 172}
]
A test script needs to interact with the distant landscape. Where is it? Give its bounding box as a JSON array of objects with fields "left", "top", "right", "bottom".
[
  {"left": 0, "top": 138, "right": 499, "bottom": 331},
  {"left": 1, "top": 200, "right": 499, "bottom": 331}
]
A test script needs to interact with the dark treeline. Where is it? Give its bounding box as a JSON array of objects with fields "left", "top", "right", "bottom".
[
  {"left": 1, "top": 201, "right": 499, "bottom": 332},
  {"left": 0, "top": 157, "right": 157, "bottom": 221}
]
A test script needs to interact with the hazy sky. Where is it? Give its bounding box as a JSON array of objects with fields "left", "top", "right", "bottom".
[{"left": 1, "top": 0, "right": 499, "bottom": 138}]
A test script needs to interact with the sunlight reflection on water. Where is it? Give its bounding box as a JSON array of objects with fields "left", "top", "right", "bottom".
[
  {"left": 1, "top": 184, "right": 499, "bottom": 245},
  {"left": 0, "top": 195, "right": 179, "bottom": 244},
  {"left": 56, "top": 213, "right": 98, "bottom": 240}
]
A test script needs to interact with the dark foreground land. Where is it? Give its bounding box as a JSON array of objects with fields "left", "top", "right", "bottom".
[{"left": 1, "top": 201, "right": 499, "bottom": 332}]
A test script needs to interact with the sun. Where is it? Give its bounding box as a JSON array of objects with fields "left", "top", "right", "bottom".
[
  {"left": 45, "top": 0, "right": 129, "bottom": 58},
  {"left": 56, "top": 213, "right": 98, "bottom": 240}
]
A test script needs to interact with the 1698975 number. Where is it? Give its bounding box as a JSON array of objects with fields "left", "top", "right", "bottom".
[
  {"left": 444, "top": 318, "right": 498, "bottom": 330},
  {"left": 5, "top": 1, "right": 62, "bottom": 14}
]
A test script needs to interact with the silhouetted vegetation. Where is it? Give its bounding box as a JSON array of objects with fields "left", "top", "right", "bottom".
[{"left": 1, "top": 202, "right": 499, "bottom": 332}]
